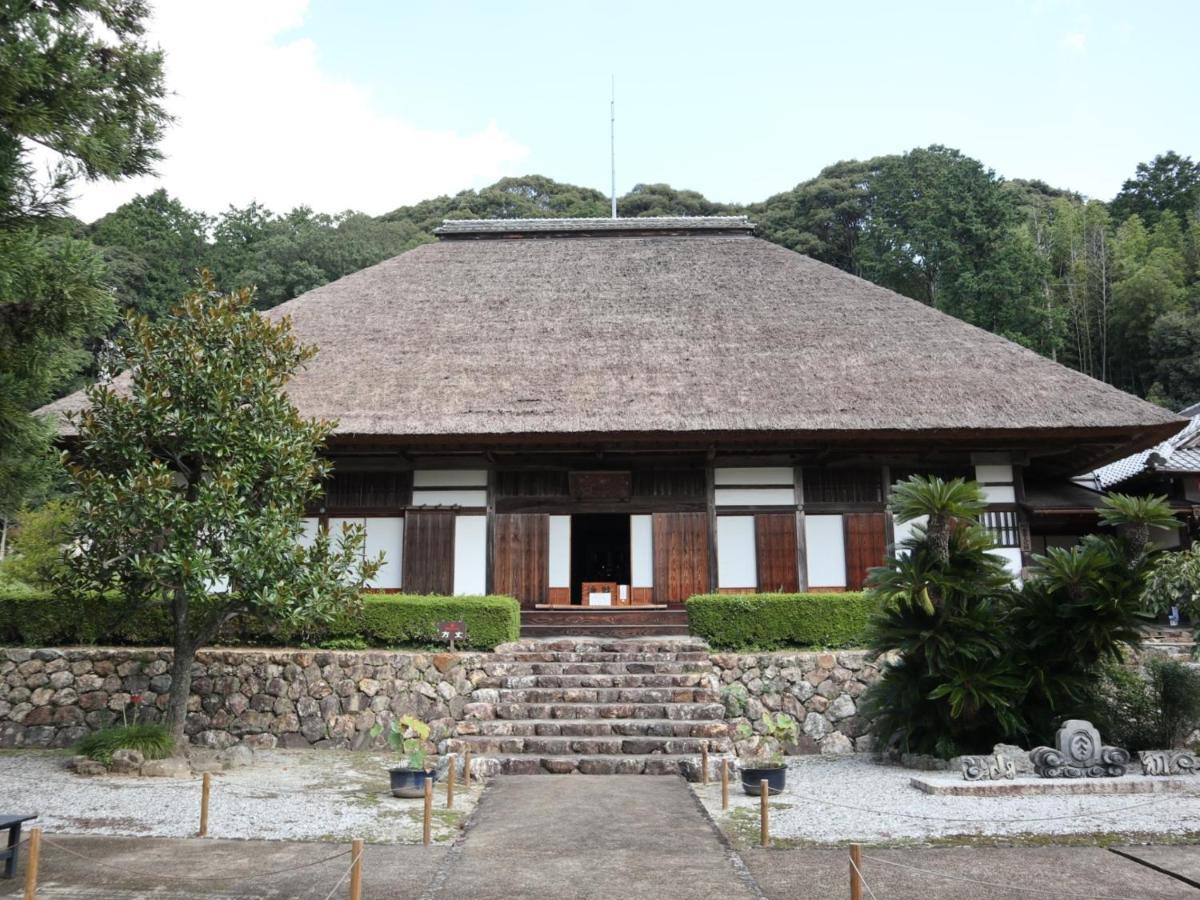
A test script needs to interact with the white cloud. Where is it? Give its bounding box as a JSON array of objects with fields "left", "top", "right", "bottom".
[
  {"left": 1061, "top": 31, "right": 1087, "bottom": 52},
  {"left": 68, "top": 0, "right": 528, "bottom": 221}
]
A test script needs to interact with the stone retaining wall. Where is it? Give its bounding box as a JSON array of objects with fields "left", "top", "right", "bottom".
[
  {"left": 0, "top": 646, "right": 880, "bottom": 754},
  {"left": 712, "top": 650, "right": 877, "bottom": 755},
  {"left": 0, "top": 647, "right": 489, "bottom": 751}
]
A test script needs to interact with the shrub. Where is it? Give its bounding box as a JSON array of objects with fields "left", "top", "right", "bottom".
[
  {"left": 75, "top": 723, "right": 174, "bottom": 764},
  {"left": 685, "top": 592, "right": 875, "bottom": 650},
  {"left": 342, "top": 594, "right": 520, "bottom": 650},
  {"left": 0, "top": 590, "right": 521, "bottom": 651},
  {"left": 1087, "top": 658, "right": 1200, "bottom": 752}
]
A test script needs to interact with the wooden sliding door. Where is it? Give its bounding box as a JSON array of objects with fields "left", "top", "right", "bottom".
[
  {"left": 652, "top": 512, "right": 710, "bottom": 603},
  {"left": 402, "top": 510, "right": 455, "bottom": 595},
  {"left": 493, "top": 513, "right": 549, "bottom": 608},
  {"left": 755, "top": 513, "right": 800, "bottom": 593},
  {"left": 844, "top": 512, "right": 887, "bottom": 590}
]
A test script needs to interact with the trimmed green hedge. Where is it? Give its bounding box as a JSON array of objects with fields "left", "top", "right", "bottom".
[
  {"left": 686, "top": 592, "right": 876, "bottom": 650},
  {"left": 0, "top": 591, "right": 520, "bottom": 651}
]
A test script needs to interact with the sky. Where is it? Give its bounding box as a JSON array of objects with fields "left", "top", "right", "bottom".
[{"left": 70, "top": 0, "right": 1200, "bottom": 222}]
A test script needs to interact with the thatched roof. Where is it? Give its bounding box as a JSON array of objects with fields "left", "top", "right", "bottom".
[{"left": 42, "top": 217, "right": 1182, "bottom": 461}]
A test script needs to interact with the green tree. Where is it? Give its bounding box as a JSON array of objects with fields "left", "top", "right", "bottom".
[
  {"left": 89, "top": 189, "right": 211, "bottom": 318},
  {"left": 62, "top": 278, "right": 381, "bottom": 744},
  {"left": 618, "top": 183, "right": 733, "bottom": 218},
  {"left": 0, "top": 0, "right": 167, "bottom": 518},
  {"left": 1111, "top": 151, "right": 1200, "bottom": 227}
]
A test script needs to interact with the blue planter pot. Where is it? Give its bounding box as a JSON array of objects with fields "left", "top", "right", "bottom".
[
  {"left": 740, "top": 764, "right": 786, "bottom": 796},
  {"left": 389, "top": 767, "right": 436, "bottom": 799}
]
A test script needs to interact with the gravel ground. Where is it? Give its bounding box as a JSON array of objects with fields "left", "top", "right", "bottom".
[
  {"left": 693, "top": 754, "right": 1200, "bottom": 846},
  {"left": 0, "top": 749, "right": 479, "bottom": 844}
]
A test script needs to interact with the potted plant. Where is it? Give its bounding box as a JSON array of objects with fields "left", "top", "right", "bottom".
[
  {"left": 738, "top": 711, "right": 798, "bottom": 796},
  {"left": 372, "top": 715, "right": 436, "bottom": 798}
]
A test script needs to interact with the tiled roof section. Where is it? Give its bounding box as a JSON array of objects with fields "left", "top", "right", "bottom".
[
  {"left": 1092, "top": 413, "right": 1200, "bottom": 487},
  {"left": 434, "top": 216, "right": 755, "bottom": 238}
]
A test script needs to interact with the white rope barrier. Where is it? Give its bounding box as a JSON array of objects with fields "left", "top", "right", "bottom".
[
  {"left": 862, "top": 854, "right": 1147, "bottom": 900},
  {"left": 319, "top": 845, "right": 363, "bottom": 900},
  {"left": 848, "top": 852, "right": 881, "bottom": 900},
  {"left": 38, "top": 833, "right": 351, "bottom": 884}
]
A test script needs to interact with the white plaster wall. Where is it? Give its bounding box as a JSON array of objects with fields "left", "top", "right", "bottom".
[
  {"left": 981, "top": 484, "right": 1017, "bottom": 504},
  {"left": 299, "top": 518, "right": 321, "bottom": 548},
  {"left": 990, "top": 547, "right": 1024, "bottom": 580},
  {"left": 411, "top": 489, "right": 488, "bottom": 507},
  {"left": 717, "top": 516, "right": 757, "bottom": 589},
  {"left": 413, "top": 470, "right": 488, "bottom": 487},
  {"left": 365, "top": 517, "right": 404, "bottom": 589},
  {"left": 715, "top": 487, "right": 796, "bottom": 507},
  {"left": 452, "top": 515, "right": 487, "bottom": 595},
  {"left": 714, "top": 467, "right": 794, "bottom": 486},
  {"left": 805, "top": 514, "right": 846, "bottom": 588},
  {"left": 549, "top": 515, "right": 571, "bottom": 588},
  {"left": 974, "top": 463, "right": 1014, "bottom": 484},
  {"left": 891, "top": 514, "right": 926, "bottom": 553},
  {"left": 631, "top": 514, "right": 653, "bottom": 587}
]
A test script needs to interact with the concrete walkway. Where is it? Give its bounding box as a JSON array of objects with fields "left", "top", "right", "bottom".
[{"left": 425, "top": 775, "right": 761, "bottom": 900}]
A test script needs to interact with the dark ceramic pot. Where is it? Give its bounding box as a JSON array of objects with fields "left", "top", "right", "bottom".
[
  {"left": 389, "top": 767, "right": 435, "bottom": 799},
  {"left": 740, "top": 764, "right": 786, "bottom": 796}
]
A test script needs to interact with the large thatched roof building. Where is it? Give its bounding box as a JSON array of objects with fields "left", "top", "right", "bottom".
[{"left": 44, "top": 216, "right": 1184, "bottom": 634}]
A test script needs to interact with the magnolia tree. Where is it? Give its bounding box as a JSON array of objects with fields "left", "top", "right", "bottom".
[{"left": 63, "top": 277, "right": 380, "bottom": 745}]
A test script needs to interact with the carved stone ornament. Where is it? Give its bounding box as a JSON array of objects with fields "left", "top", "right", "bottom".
[
  {"left": 1030, "top": 719, "right": 1130, "bottom": 778},
  {"left": 960, "top": 753, "right": 1017, "bottom": 781},
  {"left": 1138, "top": 750, "right": 1199, "bottom": 776}
]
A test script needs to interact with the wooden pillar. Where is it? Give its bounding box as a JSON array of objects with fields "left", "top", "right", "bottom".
[
  {"left": 705, "top": 455, "right": 718, "bottom": 594},
  {"left": 793, "top": 464, "right": 808, "bottom": 592}
]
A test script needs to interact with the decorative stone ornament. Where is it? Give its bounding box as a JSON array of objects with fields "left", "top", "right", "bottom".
[
  {"left": 960, "top": 753, "right": 1016, "bottom": 781},
  {"left": 1030, "top": 719, "right": 1130, "bottom": 778},
  {"left": 1138, "top": 750, "right": 1199, "bottom": 776}
]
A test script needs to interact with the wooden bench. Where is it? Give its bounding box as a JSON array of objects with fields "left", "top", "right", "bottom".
[{"left": 1, "top": 814, "right": 37, "bottom": 879}]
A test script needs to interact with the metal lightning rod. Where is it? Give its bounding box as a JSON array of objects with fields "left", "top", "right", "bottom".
[{"left": 610, "top": 75, "right": 617, "bottom": 219}]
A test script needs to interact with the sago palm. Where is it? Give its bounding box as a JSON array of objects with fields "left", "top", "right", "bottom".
[
  {"left": 890, "top": 475, "right": 987, "bottom": 566},
  {"left": 1098, "top": 493, "right": 1178, "bottom": 565}
]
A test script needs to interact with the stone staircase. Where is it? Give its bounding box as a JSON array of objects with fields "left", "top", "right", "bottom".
[
  {"left": 447, "top": 638, "right": 731, "bottom": 777},
  {"left": 1139, "top": 625, "right": 1197, "bottom": 661}
]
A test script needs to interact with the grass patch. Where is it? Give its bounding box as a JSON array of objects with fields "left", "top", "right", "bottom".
[{"left": 74, "top": 724, "right": 174, "bottom": 765}]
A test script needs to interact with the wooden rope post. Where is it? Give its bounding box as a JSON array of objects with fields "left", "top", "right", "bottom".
[
  {"left": 701, "top": 743, "right": 709, "bottom": 785},
  {"left": 348, "top": 838, "right": 363, "bottom": 900},
  {"left": 423, "top": 772, "right": 433, "bottom": 847},
  {"left": 849, "top": 843, "right": 863, "bottom": 900},
  {"left": 759, "top": 779, "right": 769, "bottom": 848},
  {"left": 721, "top": 759, "right": 729, "bottom": 810},
  {"left": 22, "top": 827, "right": 41, "bottom": 900},
  {"left": 447, "top": 755, "right": 456, "bottom": 809},
  {"left": 199, "top": 772, "right": 211, "bottom": 837},
  {"left": 463, "top": 748, "right": 471, "bottom": 791}
]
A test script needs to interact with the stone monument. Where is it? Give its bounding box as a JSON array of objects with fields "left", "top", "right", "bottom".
[
  {"left": 1138, "top": 750, "right": 1198, "bottom": 776},
  {"left": 960, "top": 753, "right": 1016, "bottom": 781},
  {"left": 1029, "top": 719, "right": 1130, "bottom": 778}
]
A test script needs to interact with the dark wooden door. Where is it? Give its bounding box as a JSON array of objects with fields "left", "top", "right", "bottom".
[
  {"left": 493, "top": 513, "right": 549, "bottom": 608},
  {"left": 844, "top": 512, "right": 887, "bottom": 590},
  {"left": 755, "top": 513, "right": 799, "bottom": 593},
  {"left": 652, "top": 512, "right": 710, "bottom": 603},
  {"left": 403, "top": 510, "right": 456, "bottom": 595}
]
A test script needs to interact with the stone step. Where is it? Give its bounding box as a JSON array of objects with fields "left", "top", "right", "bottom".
[
  {"left": 489, "top": 753, "right": 724, "bottom": 778},
  {"left": 459, "top": 718, "right": 730, "bottom": 738},
  {"left": 491, "top": 687, "right": 720, "bottom": 704},
  {"left": 448, "top": 735, "right": 733, "bottom": 755},
  {"left": 498, "top": 638, "right": 706, "bottom": 654},
  {"left": 483, "top": 661, "right": 712, "bottom": 677},
  {"left": 478, "top": 702, "right": 728, "bottom": 721},
  {"left": 486, "top": 672, "right": 713, "bottom": 689},
  {"left": 519, "top": 624, "right": 691, "bottom": 638},
  {"left": 493, "top": 651, "right": 711, "bottom": 663}
]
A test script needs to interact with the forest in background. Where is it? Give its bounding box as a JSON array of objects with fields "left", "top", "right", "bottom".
[{"left": 75, "top": 147, "right": 1200, "bottom": 413}]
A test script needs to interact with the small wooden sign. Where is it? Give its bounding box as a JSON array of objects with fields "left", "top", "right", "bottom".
[
  {"left": 569, "top": 471, "right": 632, "bottom": 500},
  {"left": 438, "top": 620, "right": 467, "bottom": 650}
]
